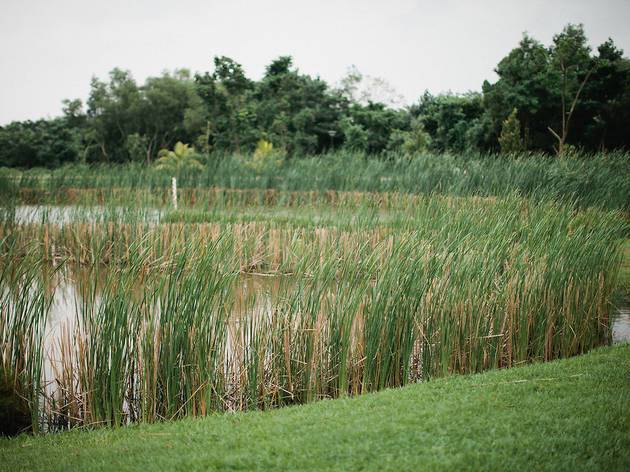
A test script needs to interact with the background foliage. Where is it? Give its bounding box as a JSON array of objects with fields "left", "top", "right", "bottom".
[{"left": 1, "top": 24, "right": 629, "bottom": 168}]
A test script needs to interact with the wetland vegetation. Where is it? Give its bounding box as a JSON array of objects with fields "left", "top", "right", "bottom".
[
  {"left": 1, "top": 179, "right": 628, "bottom": 433},
  {"left": 1, "top": 23, "right": 629, "bottom": 471}
]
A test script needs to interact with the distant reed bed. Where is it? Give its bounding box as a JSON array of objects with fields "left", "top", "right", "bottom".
[{"left": 2, "top": 150, "right": 629, "bottom": 211}]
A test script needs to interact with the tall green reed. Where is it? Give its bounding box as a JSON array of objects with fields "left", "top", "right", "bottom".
[{"left": 0, "top": 193, "right": 625, "bottom": 432}]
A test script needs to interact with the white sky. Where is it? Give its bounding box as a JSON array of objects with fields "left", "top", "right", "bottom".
[{"left": 1, "top": 0, "right": 629, "bottom": 124}]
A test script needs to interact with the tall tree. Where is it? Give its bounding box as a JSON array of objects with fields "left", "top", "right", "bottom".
[
  {"left": 410, "top": 92, "right": 485, "bottom": 152},
  {"left": 0, "top": 119, "right": 79, "bottom": 168},
  {"left": 254, "top": 56, "right": 344, "bottom": 155},
  {"left": 195, "top": 56, "right": 256, "bottom": 154},
  {"left": 580, "top": 39, "right": 630, "bottom": 151},
  {"left": 86, "top": 68, "right": 142, "bottom": 162},
  {"left": 547, "top": 24, "right": 596, "bottom": 155},
  {"left": 140, "top": 69, "right": 206, "bottom": 163},
  {"left": 482, "top": 34, "right": 553, "bottom": 151}
]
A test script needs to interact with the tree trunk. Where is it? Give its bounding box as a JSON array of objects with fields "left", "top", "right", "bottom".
[{"left": 548, "top": 65, "right": 594, "bottom": 155}]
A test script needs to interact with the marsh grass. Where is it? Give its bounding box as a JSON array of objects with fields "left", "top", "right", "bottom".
[
  {"left": 3, "top": 150, "right": 630, "bottom": 211},
  {"left": 0, "top": 192, "right": 626, "bottom": 432},
  {"left": 0, "top": 239, "right": 53, "bottom": 434}
]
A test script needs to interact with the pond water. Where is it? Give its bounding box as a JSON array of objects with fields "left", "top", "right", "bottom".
[
  {"left": 43, "top": 269, "right": 284, "bottom": 337},
  {"left": 37, "top": 270, "right": 287, "bottom": 404},
  {"left": 612, "top": 307, "right": 630, "bottom": 343},
  {"left": 5, "top": 205, "right": 163, "bottom": 224}
]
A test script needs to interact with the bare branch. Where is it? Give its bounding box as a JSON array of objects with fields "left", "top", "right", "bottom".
[{"left": 547, "top": 126, "right": 562, "bottom": 142}]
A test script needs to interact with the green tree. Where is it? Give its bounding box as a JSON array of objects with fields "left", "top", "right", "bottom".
[
  {"left": 580, "top": 39, "right": 630, "bottom": 151},
  {"left": 341, "top": 118, "right": 368, "bottom": 152},
  {"left": 387, "top": 121, "right": 431, "bottom": 154},
  {"left": 195, "top": 56, "right": 256, "bottom": 154},
  {"left": 410, "top": 92, "right": 485, "bottom": 152},
  {"left": 83, "top": 68, "right": 206, "bottom": 163},
  {"left": 0, "top": 119, "right": 79, "bottom": 168},
  {"left": 140, "top": 69, "right": 206, "bottom": 163},
  {"left": 482, "top": 34, "right": 553, "bottom": 151},
  {"left": 498, "top": 108, "right": 524, "bottom": 153},
  {"left": 547, "top": 24, "right": 596, "bottom": 155},
  {"left": 346, "top": 102, "right": 410, "bottom": 154},
  {"left": 254, "top": 56, "right": 344, "bottom": 155},
  {"left": 86, "top": 68, "right": 143, "bottom": 162}
]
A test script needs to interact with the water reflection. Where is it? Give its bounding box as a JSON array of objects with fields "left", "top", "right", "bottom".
[
  {"left": 7, "top": 205, "right": 163, "bottom": 225},
  {"left": 613, "top": 308, "right": 630, "bottom": 343},
  {"left": 43, "top": 266, "right": 289, "bottom": 356}
]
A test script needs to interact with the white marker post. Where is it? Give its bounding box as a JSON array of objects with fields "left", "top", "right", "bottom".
[{"left": 171, "top": 177, "right": 178, "bottom": 209}]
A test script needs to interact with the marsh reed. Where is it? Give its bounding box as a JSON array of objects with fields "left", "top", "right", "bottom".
[
  {"left": 0, "top": 194, "right": 625, "bottom": 432},
  {"left": 3, "top": 150, "right": 629, "bottom": 211}
]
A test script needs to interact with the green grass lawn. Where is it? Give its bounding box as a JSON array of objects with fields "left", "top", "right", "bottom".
[{"left": 1, "top": 344, "right": 628, "bottom": 472}]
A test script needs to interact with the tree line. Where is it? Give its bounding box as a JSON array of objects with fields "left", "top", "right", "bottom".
[{"left": 1, "top": 23, "right": 629, "bottom": 168}]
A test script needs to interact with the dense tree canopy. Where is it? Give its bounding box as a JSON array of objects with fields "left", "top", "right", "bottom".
[
  {"left": 0, "top": 118, "right": 79, "bottom": 167},
  {"left": 482, "top": 24, "right": 630, "bottom": 154},
  {"left": 1, "top": 23, "right": 628, "bottom": 168}
]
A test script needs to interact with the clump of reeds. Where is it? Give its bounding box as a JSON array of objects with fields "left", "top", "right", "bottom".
[
  {"left": 0, "top": 193, "right": 626, "bottom": 432},
  {"left": 0, "top": 238, "right": 51, "bottom": 434}
]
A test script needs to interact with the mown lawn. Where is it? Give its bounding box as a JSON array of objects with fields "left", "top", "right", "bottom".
[{"left": 1, "top": 343, "right": 628, "bottom": 472}]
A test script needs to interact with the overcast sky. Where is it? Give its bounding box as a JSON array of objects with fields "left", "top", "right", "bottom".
[{"left": 1, "top": 0, "right": 629, "bottom": 124}]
